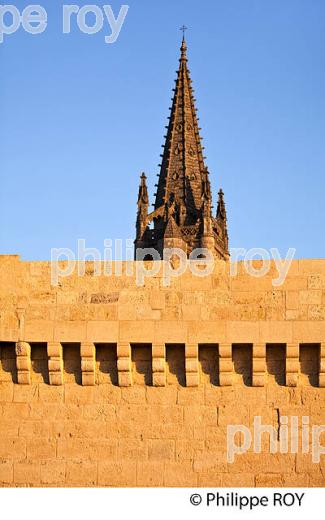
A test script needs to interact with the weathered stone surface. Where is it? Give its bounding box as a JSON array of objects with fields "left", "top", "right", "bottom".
[{"left": 0, "top": 257, "right": 324, "bottom": 487}]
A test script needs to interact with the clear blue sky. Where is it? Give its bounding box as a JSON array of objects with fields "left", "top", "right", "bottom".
[{"left": 1, "top": 0, "right": 324, "bottom": 260}]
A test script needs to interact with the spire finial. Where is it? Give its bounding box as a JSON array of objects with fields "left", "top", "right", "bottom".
[
  {"left": 180, "top": 25, "right": 188, "bottom": 59},
  {"left": 180, "top": 25, "right": 187, "bottom": 40}
]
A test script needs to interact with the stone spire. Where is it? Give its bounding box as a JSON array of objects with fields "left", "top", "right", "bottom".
[
  {"left": 215, "top": 188, "right": 229, "bottom": 256},
  {"left": 216, "top": 188, "right": 227, "bottom": 221},
  {"left": 135, "top": 173, "right": 149, "bottom": 249},
  {"left": 154, "top": 36, "right": 208, "bottom": 218},
  {"left": 134, "top": 36, "right": 229, "bottom": 260}
]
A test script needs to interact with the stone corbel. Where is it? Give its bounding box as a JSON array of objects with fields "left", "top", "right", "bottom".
[{"left": 15, "top": 341, "right": 31, "bottom": 385}]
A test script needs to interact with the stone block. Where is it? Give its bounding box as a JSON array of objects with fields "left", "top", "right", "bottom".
[
  {"left": 152, "top": 372, "right": 166, "bottom": 387},
  {"left": 152, "top": 358, "right": 165, "bottom": 373},
  {"left": 152, "top": 344, "right": 165, "bottom": 358},
  {"left": 118, "top": 371, "right": 132, "bottom": 387},
  {"left": 80, "top": 343, "right": 95, "bottom": 358},
  {"left": 186, "top": 358, "right": 198, "bottom": 373},
  {"left": 186, "top": 373, "right": 199, "bottom": 387},
  {"left": 117, "top": 344, "right": 131, "bottom": 358}
]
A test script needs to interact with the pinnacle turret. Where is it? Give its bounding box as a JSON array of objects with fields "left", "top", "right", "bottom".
[
  {"left": 216, "top": 188, "right": 227, "bottom": 221},
  {"left": 135, "top": 173, "right": 149, "bottom": 250},
  {"left": 137, "top": 172, "right": 149, "bottom": 206}
]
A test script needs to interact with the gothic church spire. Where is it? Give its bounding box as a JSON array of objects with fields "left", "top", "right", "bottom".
[{"left": 135, "top": 36, "right": 229, "bottom": 260}]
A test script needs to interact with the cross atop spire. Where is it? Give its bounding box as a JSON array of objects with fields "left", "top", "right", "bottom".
[{"left": 180, "top": 25, "right": 188, "bottom": 39}]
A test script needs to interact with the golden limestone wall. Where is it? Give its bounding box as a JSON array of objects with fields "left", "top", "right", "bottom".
[{"left": 0, "top": 255, "right": 325, "bottom": 487}]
